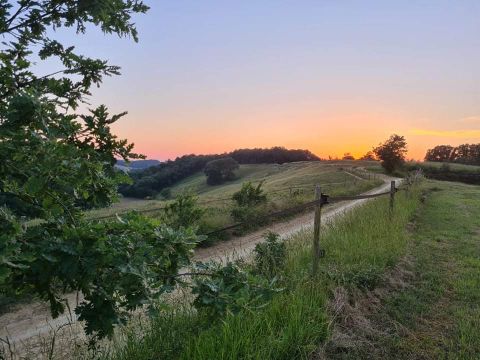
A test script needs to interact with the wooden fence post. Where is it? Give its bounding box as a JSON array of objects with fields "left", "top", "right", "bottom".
[
  {"left": 389, "top": 180, "right": 395, "bottom": 215},
  {"left": 312, "top": 185, "right": 322, "bottom": 276}
]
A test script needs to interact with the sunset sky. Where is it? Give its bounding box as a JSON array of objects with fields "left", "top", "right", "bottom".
[{"left": 54, "top": 1, "right": 480, "bottom": 160}]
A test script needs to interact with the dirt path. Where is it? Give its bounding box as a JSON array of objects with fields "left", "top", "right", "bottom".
[{"left": 0, "top": 176, "right": 400, "bottom": 355}]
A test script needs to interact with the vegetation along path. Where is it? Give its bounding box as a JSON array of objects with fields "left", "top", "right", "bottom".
[
  {"left": 321, "top": 180, "right": 480, "bottom": 359},
  {"left": 0, "top": 176, "right": 399, "bottom": 352}
]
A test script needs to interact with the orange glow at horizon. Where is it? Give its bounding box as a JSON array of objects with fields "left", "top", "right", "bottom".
[{"left": 111, "top": 106, "right": 476, "bottom": 162}]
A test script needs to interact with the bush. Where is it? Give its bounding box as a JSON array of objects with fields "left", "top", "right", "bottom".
[
  {"left": 164, "top": 192, "right": 205, "bottom": 230},
  {"left": 232, "top": 181, "right": 267, "bottom": 207},
  {"left": 191, "top": 262, "right": 281, "bottom": 319},
  {"left": 253, "top": 232, "right": 286, "bottom": 278}
]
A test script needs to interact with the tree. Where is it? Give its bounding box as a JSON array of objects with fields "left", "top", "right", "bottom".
[
  {"left": 424, "top": 145, "right": 455, "bottom": 162},
  {"left": 204, "top": 157, "right": 239, "bottom": 185},
  {"left": 360, "top": 151, "right": 376, "bottom": 161},
  {"left": 0, "top": 1, "right": 201, "bottom": 339},
  {"left": 423, "top": 143, "right": 480, "bottom": 166},
  {"left": 342, "top": 152, "right": 355, "bottom": 160},
  {"left": 373, "top": 134, "right": 408, "bottom": 173}
]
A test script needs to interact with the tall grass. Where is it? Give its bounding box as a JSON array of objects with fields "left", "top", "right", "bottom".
[{"left": 107, "top": 186, "right": 421, "bottom": 360}]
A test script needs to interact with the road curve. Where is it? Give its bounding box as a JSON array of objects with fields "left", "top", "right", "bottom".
[{"left": 0, "top": 176, "right": 401, "bottom": 353}]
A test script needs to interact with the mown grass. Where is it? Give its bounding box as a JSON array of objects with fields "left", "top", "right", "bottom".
[
  {"left": 105, "top": 180, "right": 421, "bottom": 360},
  {"left": 349, "top": 181, "right": 480, "bottom": 359}
]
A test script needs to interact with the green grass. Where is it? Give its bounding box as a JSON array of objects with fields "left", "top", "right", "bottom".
[
  {"left": 346, "top": 181, "right": 480, "bottom": 359},
  {"left": 105, "top": 179, "right": 421, "bottom": 360},
  {"left": 417, "top": 161, "right": 480, "bottom": 173},
  {"left": 88, "top": 162, "right": 383, "bottom": 244}
]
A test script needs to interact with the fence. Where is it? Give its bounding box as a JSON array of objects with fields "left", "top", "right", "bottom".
[
  {"left": 201, "top": 180, "right": 406, "bottom": 275},
  {"left": 97, "top": 173, "right": 419, "bottom": 275},
  {"left": 91, "top": 173, "right": 372, "bottom": 221}
]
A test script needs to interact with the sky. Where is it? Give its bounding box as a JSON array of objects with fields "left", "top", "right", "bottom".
[{"left": 51, "top": 0, "right": 480, "bottom": 160}]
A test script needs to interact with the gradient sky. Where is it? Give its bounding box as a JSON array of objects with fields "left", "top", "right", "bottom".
[{"left": 52, "top": 0, "right": 480, "bottom": 160}]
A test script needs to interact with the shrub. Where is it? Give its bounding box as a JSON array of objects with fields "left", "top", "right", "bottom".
[
  {"left": 191, "top": 262, "right": 281, "bottom": 319},
  {"left": 164, "top": 192, "right": 204, "bottom": 229},
  {"left": 230, "top": 181, "right": 268, "bottom": 225},
  {"left": 253, "top": 232, "right": 286, "bottom": 278},
  {"left": 232, "top": 181, "right": 267, "bottom": 207}
]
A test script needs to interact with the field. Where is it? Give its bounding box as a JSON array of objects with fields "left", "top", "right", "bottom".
[
  {"left": 102, "top": 179, "right": 480, "bottom": 360},
  {"left": 88, "top": 161, "right": 383, "bottom": 242}
]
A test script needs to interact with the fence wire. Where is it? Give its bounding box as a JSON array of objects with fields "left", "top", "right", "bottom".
[
  {"left": 203, "top": 187, "right": 397, "bottom": 236},
  {"left": 91, "top": 179, "right": 367, "bottom": 220}
]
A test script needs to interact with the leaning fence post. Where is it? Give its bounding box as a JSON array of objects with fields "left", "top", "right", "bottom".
[
  {"left": 389, "top": 180, "right": 395, "bottom": 215},
  {"left": 312, "top": 185, "right": 322, "bottom": 276}
]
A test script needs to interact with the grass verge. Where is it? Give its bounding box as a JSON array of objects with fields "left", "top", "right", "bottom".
[
  {"left": 328, "top": 180, "right": 480, "bottom": 359},
  {"left": 105, "top": 182, "right": 421, "bottom": 360}
]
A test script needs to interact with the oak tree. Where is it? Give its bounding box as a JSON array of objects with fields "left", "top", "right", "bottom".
[{"left": 0, "top": 1, "right": 200, "bottom": 339}]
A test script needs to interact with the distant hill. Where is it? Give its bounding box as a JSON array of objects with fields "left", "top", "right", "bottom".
[
  {"left": 119, "top": 147, "right": 320, "bottom": 198},
  {"left": 115, "top": 159, "right": 161, "bottom": 172}
]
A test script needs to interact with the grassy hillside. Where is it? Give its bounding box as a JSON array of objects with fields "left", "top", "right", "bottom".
[
  {"left": 104, "top": 179, "right": 480, "bottom": 360},
  {"left": 90, "top": 161, "right": 382, "bottom": 230},
  {"left": 87, "top": 161, "right": 383, "bottom": 247},
  {"left": 169, "top": 161, "right": 380, "bottom": 200}
]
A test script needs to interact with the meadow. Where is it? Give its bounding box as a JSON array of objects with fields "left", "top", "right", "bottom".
[
  {"left": 88, "top": 161, "right": 383, "bottom": 243},
  {"left": 100, "top": 179, "right": 480, "bottom": 360}
]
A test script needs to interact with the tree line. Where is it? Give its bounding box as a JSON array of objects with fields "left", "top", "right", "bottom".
[
  {"left": 424, "top": 144, "right": 480, "bottom": 165},
  {"left": 119, "top": 147, "right": 320, "bottom": 198}
]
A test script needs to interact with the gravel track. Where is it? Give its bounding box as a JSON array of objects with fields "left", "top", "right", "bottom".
[{"left": 0, "top": 176, "right": 400, "bottom": 356}]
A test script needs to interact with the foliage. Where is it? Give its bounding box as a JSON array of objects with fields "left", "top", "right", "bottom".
[
  {"left": 342, "top": 152, "right": 355, "bottom": 160},
  {"left": 164, "top": 192, "right": 204, "bottom": 230},
  {"left": 373, "top": 134, "right": 408, "bottom": 173},
  {"left": 405, "top": 162, "right": 480, "bottom": 185},
  {"left": 229, "top": 146, "right": 320, "bottom": 163},
  {"left": 424, "top": 144, "right": 456, "bottom": 162},
  {"left": 253, "top": 232, "right": 286, "bottom": 278},
  {"left": 230, "top": 206, "right": 264, "bottom": 228},
  {"left": 119, "top": 147, "right": 320, "bottom": 198},
  {"left": 191, "top": 261, "right": 281, "bottom": 319},
  {"left": 8, "top": 213, "right": 199, "bottom": 339},
  {"left": 230, "top": 181, "right": 268, "bottom": 225},
  {"left": 119, "top": 154, "right": 220, "bottom": 198},
  {"left": 425, "top": 143, "right": 480, "bottom": 165},
  {"left": 232, "top": 181, "right": 267, "bottom": 207},
  {"left": 360, "top": 151, "right": 376, "bottom": 161},
  {"left": 204, "top": 157, "right": 239, "bottom": 185},
  {"left": 0, "top": 0, "right": 205, "bottom": 339},
  {"left": 105, "top": 180, "right": 422, "bottom": 360}
]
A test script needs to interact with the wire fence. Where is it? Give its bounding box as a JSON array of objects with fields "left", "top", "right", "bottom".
[
  {"left": 203, "top": 187, "right": 397, "bottom": 237},
  {"left": 91, "top": 176, "right": 372, "bottom": 221}
]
